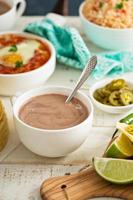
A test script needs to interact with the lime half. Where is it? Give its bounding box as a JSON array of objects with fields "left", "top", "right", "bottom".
[
  {"left": 105, "top": 133, "right": 133, "bottom": 158},
  {"left": 117, "top": 122, "right": 133, "bottom": 143},
  {"left": 93, "top": 157, "right": 133, "bottom": 184}
]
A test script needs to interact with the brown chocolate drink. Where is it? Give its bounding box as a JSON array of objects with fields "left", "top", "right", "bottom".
[
  {"left": 0, "top": 1, "right": 11, "bottom": 15},
  {"left": 19, "top": 94, "right": 89, "bottom": 130}
]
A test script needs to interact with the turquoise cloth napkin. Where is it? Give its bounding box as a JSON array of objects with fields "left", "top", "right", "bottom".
[
  {"left": 24, "top": 18, "right": 133, "bottom": 79},
  {"left": 24, "top": 19, "right": 90, "bottom": 70},
  {"left": 94, "top": 51, "right": 133, "bottom": 79}
]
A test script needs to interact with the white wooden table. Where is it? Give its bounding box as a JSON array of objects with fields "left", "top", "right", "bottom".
[{"left": 0, "top": 16, "right": 131, "bottom": 200}]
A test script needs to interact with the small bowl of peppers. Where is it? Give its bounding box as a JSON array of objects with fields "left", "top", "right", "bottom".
[{"left": 89, "top": 78, "right": 133, "bottom": 114}]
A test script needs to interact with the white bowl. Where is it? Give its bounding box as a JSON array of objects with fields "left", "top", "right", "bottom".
[
  {"left": 79, "top": 2, "right": 133, "bottom": 50},
  {"left": 89, "top": 78, "right": 133, "bottom": 114},
  {"left": 13, "top": 86, "right": 93, "bottom": 157},
  {"left": 0, "top": 32, "right": 56, "bottom": 96}
]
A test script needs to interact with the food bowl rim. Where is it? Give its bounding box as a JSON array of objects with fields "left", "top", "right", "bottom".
[
  {"left": 79, "top": 1, "right": 133, "bottom": 31},
  {"left": 0, "top": 31, "right": 56, "bottom": 77},
  {"left": 89, "top": 78, "right": 133, "bottom": 109},
  {"left": 13, "top": 85, "right": 94, "bottom": 133}
]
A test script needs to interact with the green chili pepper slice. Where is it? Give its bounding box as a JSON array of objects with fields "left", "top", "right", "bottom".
[
  {"left": 93, "top": 79, "right": 133, "bottom": 107},
  {"left": 93, "top": 90, "right": 103, "bottom": 103},
  {"left": 96, "top": 88, "right": 105, "bottom": 98},
  {"left": 102, "top": 97, "right": 110, "bottom": 105},
  {"left": 120, "top": 89, "right": 133, "bottom": 106},
  {"left": 101, "top": 88, "right": 111, "bottom": 97},
  {"left": 109, "top": 91, "right": 121, "bottom": 106},
  {"left": 108, "top": 79, "right": 126, "bottom": 91}
]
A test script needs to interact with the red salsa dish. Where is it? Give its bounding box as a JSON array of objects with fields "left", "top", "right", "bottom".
[{"left": 0, "top": 34, "right": 51, "bottom": 74}]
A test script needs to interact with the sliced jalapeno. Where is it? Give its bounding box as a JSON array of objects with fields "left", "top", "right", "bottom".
[
  {"left": 93, "top": 90, "right": 103, "bottom": 103},
  {"left": 108, "top": 79, "right": 126, "bottom": 91},
  {"left": 101, "top": 88, "right": 111, "bottom": 97},
  {"left": 120, "top": 89, "right": 133, "bottom": 106},
  {"left": 109, "top": 91, "right": 121, "bottom": 106},
  {"left": 93, "top": 79, "right": 133, "bottom": 107},
  {"left": 96, "top": 88, "right": 105, "bottom": 98},
  {"left": 103, "top": 97, "right": 110, "bottom": 105}
]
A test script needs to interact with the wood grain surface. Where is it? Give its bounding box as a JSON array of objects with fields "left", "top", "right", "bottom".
[{"left": 41, "top": 167, "right": 133, "bottom": 200}]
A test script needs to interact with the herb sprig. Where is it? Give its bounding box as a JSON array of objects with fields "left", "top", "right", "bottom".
[
  {"left": 8, "top": 45, "right": 18, "bottom": 52},
  {"left": 115, "top": 2, "right": 123, "bottom": 9},
  {"left": 99, "top": 2, "right": 104, "bottom": 8},
  {"left": 115, "top": 0, "right": 129, "bottom": 10},
  {"left": 15, "top": 61, "right": 23, "bottom": 68}
]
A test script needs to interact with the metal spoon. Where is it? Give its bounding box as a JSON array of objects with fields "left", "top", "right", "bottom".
[{"left": 65, "top": 56, "right": 97, "bottom": 103}]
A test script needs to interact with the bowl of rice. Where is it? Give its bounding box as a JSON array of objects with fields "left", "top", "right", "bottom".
[{"left": 79, "top": 0, "right": 133, "bottom": 50}]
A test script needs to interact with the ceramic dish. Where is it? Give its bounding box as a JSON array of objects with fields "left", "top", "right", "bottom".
[
  {"left": 79, "top": 2, "right": 133, "bottom": 50},
  {"left": 0, "top": 32, "right": 56, "bottom": 95},
  {"left": 0, "top": 0, "right": 26, "bottom": 31},
  {"left": 89, "top": 78, "right": 133, "bottom": 114},
  {"left": 13, "top": 86, "right": 93, "bottom": 157}
]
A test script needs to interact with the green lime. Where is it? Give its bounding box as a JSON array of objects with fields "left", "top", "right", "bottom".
[
  {"left": 93, "top": 157, "right": 133, "bottom": 184},
  {"left": 105, "top": 133, "right": 133, "bottom": 158}
]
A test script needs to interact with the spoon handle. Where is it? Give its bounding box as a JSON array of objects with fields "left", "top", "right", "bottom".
[{"left": 66, "top": 56, "right": 97, "bottom": 103}]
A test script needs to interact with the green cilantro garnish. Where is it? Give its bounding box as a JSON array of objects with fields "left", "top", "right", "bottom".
[
  {"left": 9, "top": 45, "right": 18, "bottom": 52},
  {"left": 115, "top": 2, "right": 123, "bottom": 9},
  {"left": 99, "top": 2, "right": 104, "bottom": 8},
  {"left": 15, "top": 61, "right": 23, "bottom": 68}
]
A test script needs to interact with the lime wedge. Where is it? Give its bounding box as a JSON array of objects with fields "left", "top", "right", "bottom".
[
  {"left": 105, "top": 133, "right": 133, "bottom": 158},
  {"left": 117, "top": 122, "right": 133, "bottom": 143},
  {"left": 93, "top": 157, "right": 133, "bottom": 184}
]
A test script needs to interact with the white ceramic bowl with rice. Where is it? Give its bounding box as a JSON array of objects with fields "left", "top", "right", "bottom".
[{"left": 79, "top": 1, "right": 133, "bottom": 50}]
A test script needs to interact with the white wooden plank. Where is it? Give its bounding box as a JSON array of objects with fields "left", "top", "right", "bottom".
[
  {"left": 44, "top": 64, "right": 81, "bottom": 88},
  {"left": 0, "top": 164, "right": 119, "bottom": 200},
  {"left": 93, "top": 107, "right": 133, "bottom": 127},
  {"left": 0, "top": 164, "right": 52, "bottom": 200}
]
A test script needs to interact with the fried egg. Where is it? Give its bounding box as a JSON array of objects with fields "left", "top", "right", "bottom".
[{"left": 0, "top": 39, "right": 40, "bottom": 68}]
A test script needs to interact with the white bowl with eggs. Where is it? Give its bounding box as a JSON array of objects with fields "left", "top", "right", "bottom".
[
  {"left": 79, "top": 2, "right": 133, "bottom": 50},
  {"left": 0, "top": 32, "right": 56, "bottom": 96},
  {"left": 13, "top": 86, "right": 93, "bottom": 157},
  {"left": 89, "top": 78, "right": 133, "bottom": 114}
]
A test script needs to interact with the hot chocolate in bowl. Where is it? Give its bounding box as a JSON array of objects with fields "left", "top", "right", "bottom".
[
  {"left": 13, "top": 86, "right": 93, "bottom": 157},
  {"left": 0, "top": 1, "right": 11, "bottom": 15},
  {"left": 19, "top": 94, "right": 89, "bottom": 130}
]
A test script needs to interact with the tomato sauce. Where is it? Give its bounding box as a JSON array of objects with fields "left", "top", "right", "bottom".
[{"left": 0, "top": 34, "right": 51, "bottom": 74}]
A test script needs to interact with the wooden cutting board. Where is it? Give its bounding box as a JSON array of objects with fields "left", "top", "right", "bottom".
[{"left": 40, "top": 166, "right": 133, "bottom": 200}]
